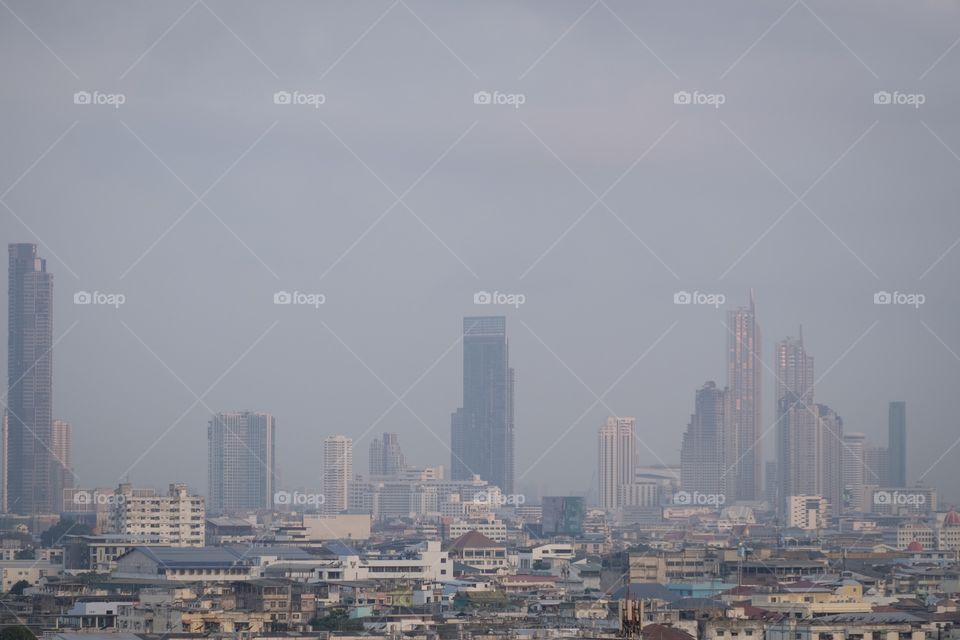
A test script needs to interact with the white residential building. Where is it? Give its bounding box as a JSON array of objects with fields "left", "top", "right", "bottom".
[
  {"left": 110, "top": 483, "right": 205, "bottom": 547},
  {"left": 322, "top": 435, "right": 352, "bottom": 514},
  {"left": 786, "top": 495, "right": 828, "bottom": 530}
]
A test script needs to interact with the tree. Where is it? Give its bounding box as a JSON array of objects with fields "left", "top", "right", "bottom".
[
  {"left": 0, "top": 625, "right": 36, "bottom": 640},
  {"left": 39, "top": 518, "right": 91, "bottom": 548},
  {"left": 8, "top": 580, "right": 31, "bottom": 596},
  {"left": 310, "top": 610, "right": 363, "bottom": 631}
]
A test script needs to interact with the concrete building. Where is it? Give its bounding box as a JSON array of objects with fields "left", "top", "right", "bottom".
[
  {"left": 680, "top": 382, "right": 731, "bottom": 502},
  {"left": 322, "top": 434, "right": 352, "bottom": 514},
  {"left": 368, "top": 432, "right": 406, "bottom": 477},
  {"left": 888, "top": 401, "right": 907, "bottom": 487},
  {"left": 787, "top": 495, "right": 829, "bottom": 530},
  {"left": 110, "top": 483, "right": 205, "bottom": 546},
  {"left": 598, "top": 416, "right": 636, "bottom": 510},
  {"left": 775, "top": 331, "right": 819, "bottom": 514}
]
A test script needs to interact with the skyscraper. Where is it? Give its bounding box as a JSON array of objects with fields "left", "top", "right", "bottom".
[
  {"left": 726, "top": 293, "right": 762, "bottom": 501},
  {"left": 817, "top": 404, "right": 843, "bottom": 516},
  {"left": 450, "top": 316, "right": 515, "bottom": 493},
  {"left": 888, "top": 401, "right": 907, "bottom": 488},
  {"left": 680, "top": 382, "right": 732, "bottom": 501},
  {"left": 369, "top": 432, "right": 406, "bottom": 477},
  {"left": 51, "top": 418, "right": 74, "bottom": 500},
  {"left": 207, "top": 411, "right": 276, "bottom": 514},
  {"left": 323, "top": 435, "right": 353, "bottom": 513},
  {"left": 5, "top": 243, "right": 56, "bottom": 514},
  {"left": 598, "top": 416, "right": 636, "bottom": 510},
  {"left": 775, "top": 331, "right": 819, "bottom": 513},
  {"left": 841, "top": 432, "right": 867, "bottom": 513}
]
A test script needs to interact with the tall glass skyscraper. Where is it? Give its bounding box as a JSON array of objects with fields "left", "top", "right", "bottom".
[
  {"left": 4, "top": 243, "right": 56, "bottom": 514},
  {"left": 207, "top": 411, "right": 276, "bottom": 514},
  {"left": 451, "top": 316, "right": 515, "bottom": 494},
  {"left": 726, "top": 293, "right": 762, "bottom": 501}
]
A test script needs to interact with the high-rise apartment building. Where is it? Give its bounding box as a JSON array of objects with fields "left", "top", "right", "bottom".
[
  {"left": 726, "top": 294, "right": 762, "bottom": 501},
  {"left": 680, "top": 382, "right": 732, "bottom": 501},
  {"left": 5, "top": 243, "right": 56, "bottom": 514},
  {"left": 841, "top": 432, "right": 867, "bottom": 513},
  {"left": 888, "top": 401, "right": 907, "bottom": 488},
  {"left": 323, "top": 435, "right": 353, "bottom": 513},
  {"left": 207, "top": 411, "right": 276, "bottom": 514},
  {"left": 598, "top": 417, "right": 636, "bottom": 510},
  {"left": 369, "top": 432, "right": 406, "bottom": 477},
  {"left": 51, "top": 418, "right": 74, "bottom": 500},
  {"left": 451, "top": 316, "right": 515, "bottom": 494},
  {"left": 775, "top": 331, "right": 819, "bottom": 513},
  {"left": 817, "top": 404, "right": 843, "bottom": 516}
]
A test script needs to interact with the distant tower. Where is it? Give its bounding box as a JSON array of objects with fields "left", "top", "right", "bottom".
[
  {"left": 726, "top": 293, "right": 762, "bottom": 501},
  {"left": 817, "top": 404, "right": 843, "bottom": 517},
  {"left": 207, "top": 411, "right": 276, "bottom": 514},
  {"left": 680, "top": 382, "right": 732, "bottom": 500},
  {"left": 841, "top": 432, "right": 867, "bottom": 513},
  {"left": 888, "top": 401, "right": 907, "bottom": 488},
  {"left": 51, "top": 419, "right": 74, "bottom": 500},
  {"left": 5, "top": 243, "right": 56, "bottom": 514},
  {"left": 775, "top": 330, "right": 818, "bottom": 514},
  {"left": 369, "top": 433, "right": 406, "bottom": 477},
  {"left": 598, "top": 417, "right": 636, "bottom": 509},
  {"left": 451, "top": 316, "right": 515, "bottom": 493},
  {"left": 323, "top": 435, "right": 353, "bottom": 513}
]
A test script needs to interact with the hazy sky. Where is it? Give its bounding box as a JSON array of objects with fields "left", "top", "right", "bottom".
[{"left": 2, "top": 1, "right": 959, "bottom": 504}]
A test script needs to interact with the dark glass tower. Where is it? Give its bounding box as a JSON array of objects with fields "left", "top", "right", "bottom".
[
  {"left": 888, "top": 401, "right": 907, "bottom": 487},
  {"left": 451, "top": 316, "right": 514, "bottom": 493},
  {"left": 5, "top": 243, "right": 56, "bottom": 514}
]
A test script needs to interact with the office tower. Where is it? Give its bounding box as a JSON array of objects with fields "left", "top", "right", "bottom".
[
  {"left": 817, "top": 404, "right": 843, "bottom": 516},
  {"left": 369, "top": 432, "right": 406, "bottom": 477},
  {"left": 726, "top": 293, "right": 762, "bottom": 501},
  {"left": 888, "top": 401, "right": 907, "bottom": 488},
  {"left": 5, "top": 243, "right": 55, "bottom": 515},
  {"left": 323, "top": 435, "right": 353, "bottom": 513},
  {"left": 775, "top": 331, "right": 819, "bottom": 513},
  {"left": 207, "top": 411, "right": 276, "bottom": 514},
  {"left": 841, "top": 432, "right": 867, "bottom": 513},
  {"left": 680, "top": 382, "right": 732, "bottom": 500},
  {"left": 764, "top": 461, "right": 779, "bottom": 508},
  {"left": 51, "top": 418, "right": 74, "bottom": 499},
  {"left": 864, "top": 444, "right": 889, "bottom": 488},
  {"left": 110, "top": 483, "right": 205, "bottom": 546},
  {"left": 598, "top": 417, "right": 636, "bottom": 510},
  {"left": 450, "top": 316, "right": 515, "bottom": 493}
]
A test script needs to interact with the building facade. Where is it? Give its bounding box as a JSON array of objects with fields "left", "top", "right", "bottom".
[
  {"left": 323, "top": 435, "right": 352, "bottom": 514},
  {"left": 726, "top": 294, "right": 762, "bottom": 501},
  {"left": 110, "top": 483, "right": 205, "bottom": 546},
  {"left": 598, "top": 417, "right": 636, "bottom": 510},
  {"left": 207, "top": 411, "right": 276, "bottom": 514}
]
